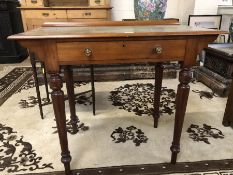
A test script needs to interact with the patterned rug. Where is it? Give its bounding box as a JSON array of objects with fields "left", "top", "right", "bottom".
[
  {"left": 0, "top": 67, "right": 233, "bottom": 175},
  {"left": 0, "top": 67, "right": 33, "bottom": 106}
]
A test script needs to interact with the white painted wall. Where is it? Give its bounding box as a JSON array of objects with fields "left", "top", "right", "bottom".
[
  {"left": 110, "top": 0, "right": 182, "bottom": 21},
  {"left": 110, "top": 0, "right": 219, "bottom": 23},
  {"left": 194, "top": 0, "right": 218, "bottom": 15}
]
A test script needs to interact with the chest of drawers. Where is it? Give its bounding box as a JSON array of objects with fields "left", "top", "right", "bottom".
[{"left": 20, "top": 0, "right": 112, "bottom": 31}]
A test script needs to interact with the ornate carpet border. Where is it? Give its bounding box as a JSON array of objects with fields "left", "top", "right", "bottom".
[
  {"left": 21, "top": 159, "right": 233, "bottom": 175},
  {"left": 0, "top": 67, "right": 33, "bottom": 106}
]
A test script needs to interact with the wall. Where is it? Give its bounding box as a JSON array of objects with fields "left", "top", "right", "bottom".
[
  {"left": 110, "top": 0, "right": 219, "bottom": 23},
  {"left": 194, "top": 0, "right": 218, "bottom": 15},
  {"left": 110, "top": 0, "right": 181, "bottom": 21}
]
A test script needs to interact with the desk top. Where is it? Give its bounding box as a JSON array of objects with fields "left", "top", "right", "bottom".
[{"left": 9, "top": 22, "right": 224, "bottom": 40}]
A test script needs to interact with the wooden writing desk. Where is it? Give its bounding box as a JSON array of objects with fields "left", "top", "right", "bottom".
[{"left": 8, "top": 21, "right": 224, "bottom": 175}]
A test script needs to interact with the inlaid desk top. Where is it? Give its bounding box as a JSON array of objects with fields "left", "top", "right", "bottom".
[
  {"left": 8, "top": 21, "right": 225, "bottom": 175},
  {"left": 8, "top": 21, "right": 225, "bottom": 72},
  {"left": 9, "top": 24, "right": 222, "bottom": 39}
]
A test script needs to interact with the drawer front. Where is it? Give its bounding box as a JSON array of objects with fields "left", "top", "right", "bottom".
[
  {"left": 67, "top": 18, "right": 107, "bottom": 22},
  {"left": 25, "top": 0, "right": 45, "bottom": 7},
  {"left": 57, "top": 40, "right": 186, "bottom": 62},
  {"left": 67, "top": 10, "right": 107, "bottom": 19},
  {"left": 24, "top": 10, "right": 67, "bottom": 19},
  {"left": 89, "top": 0, "right": 105, "bottom": 6}
]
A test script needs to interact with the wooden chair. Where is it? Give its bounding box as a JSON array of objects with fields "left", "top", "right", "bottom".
[{"left": 43, "top": 19, "right": 180, "bottom": 127}]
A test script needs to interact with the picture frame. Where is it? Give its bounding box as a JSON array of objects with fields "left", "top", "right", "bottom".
[
  {"left": 218, "top": 0, "right": 233, "bottom": 6},
  {"left": 188, "top": 15, "right": 222, "bottom": 30}
]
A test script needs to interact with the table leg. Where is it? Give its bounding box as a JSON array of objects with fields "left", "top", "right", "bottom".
[
  {"left": 153, "top": 63, "right": 164, "bottom": 128},
  {"left": 64, "top": 66, "right": 79, "bottom": 134},
  {"left": 49, "top": 73, "right": 72, "bottom": 175},
  {"left": 41, "top": 62, "right": 50, "bottom": 102},
  {"left": 29, "top": 52, "right": 44, "bottom": 119},
  {"left": 90, "top": 65, "right": 96, "bottom": 116},
  {"left": 170, "top": 67, "right": 192, "bottom": 164},
  {"left": 223, "top": 81, "right": 233, "bottom": 128}
]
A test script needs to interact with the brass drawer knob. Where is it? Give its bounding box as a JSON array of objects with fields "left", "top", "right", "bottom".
[
  {"left": 154, "top": 46, "right": 163, "bottom": 54},
  {"left": 84, "top": 48, "right": 92, "bottom": 57}
]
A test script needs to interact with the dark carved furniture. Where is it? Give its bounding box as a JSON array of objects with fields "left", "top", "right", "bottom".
[
  {"left": 223, "top": 81, "right": 233, "bottom": 128},
  {"left": 9, "top": 20, "right": 222, "bottom": 175},
  {"left": 195, "top": 43, "right": 233, "bottom": 97},
  {"left": 0, "top": 0, "right": 28, "bottom": 63}
]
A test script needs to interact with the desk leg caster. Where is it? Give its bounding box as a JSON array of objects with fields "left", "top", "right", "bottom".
[
  {"left": 170, "top": 144, "right": 180, "bottom": 164},
  {"left": 170, "top": 67, "right": 192, "bottom": 164},
  {"left": 153, "top": 63, "right": 163, "bottom": 128}
]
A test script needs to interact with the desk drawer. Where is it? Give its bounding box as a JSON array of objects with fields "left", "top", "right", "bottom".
[
  {"left": 24, "top": 10, "right": 67, "bottom": 19},
  {"left": 57, "top": 40, "right": 186, "bottom": 62},
  {"left": 67, "top": 10, "right": 107, "bottom": 19}
]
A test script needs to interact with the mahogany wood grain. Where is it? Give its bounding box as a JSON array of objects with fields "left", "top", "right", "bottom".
[
  {"left": 56, "top": 40, "right": 186, "bottom": 62},
  {"left": 9, "top": 25, "right": 224, "bottom": 40},
  {"left": 8, "top": 21, "right": 224, "bottom": 175},
  {"left": 49, "top": 73, "right": 71, "bottom": 175},
  {"left": 170, "top": 66, "right": 192, "bottom": 164}
]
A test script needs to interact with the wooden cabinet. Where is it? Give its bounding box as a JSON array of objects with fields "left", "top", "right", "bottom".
[
  {"left": 20, "top": 0, "right": 112, "bottom": 31},
  {"left": 0, "top": 0, "right": 28, "bottom": 63}
]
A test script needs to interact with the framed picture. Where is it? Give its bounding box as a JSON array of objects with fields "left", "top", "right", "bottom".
[
  {"left": 218, "top": 0, "right": 233, "bottom": 5},
  {"left": 188, "top": 15, "right": 222, "bottom": 30}
]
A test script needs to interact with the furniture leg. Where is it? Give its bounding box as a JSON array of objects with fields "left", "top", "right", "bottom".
[
  {"left": 49, "top": 73, "right": 72, "bottom": 175},
  {"left": 223, "top": 81, "right": 233, "bottom": 128},
  {"left": 170, "top": 67, "right": 192, "bottom": 164},
  {"left": 90, "top": 65, "right": 96, "bottom": 115},
  {"left": 153, "top": 63, "right": 163, "bottom": 128},
  {"left": 64, "top": 66, "right": 79, "bottom": 134},
  {"left": 29, "top": 52, "right": 44, "bottom": 119},
  {"left": 41, "top": 62, "right": 50, "bottom": 102}
]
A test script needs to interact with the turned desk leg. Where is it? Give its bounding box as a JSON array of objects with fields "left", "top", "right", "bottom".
[
  {"left": 223, "top": 81, "right": 233, "bottom": 128},
  {"left": 64, "top": 66, "right": 79, "bottom": 134},
  {"left": 50, "top": 73, "right": 72, "bottom": 175},
  {"left": 29, "top": 52, "right": 44, "bottom": 119},
  {"left": 170, "top": 67, "right": 192, "bottom": 164},
  {"left": 153, "top": 63, "right": 163, "bottom": 128}
]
